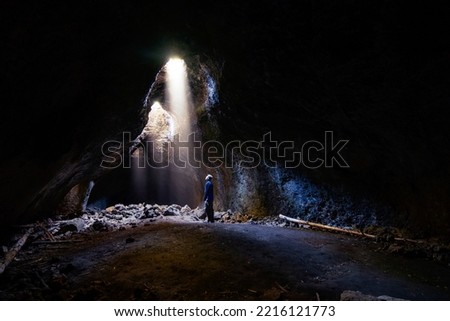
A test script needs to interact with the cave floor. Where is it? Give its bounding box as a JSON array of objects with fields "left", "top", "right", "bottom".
[{"left": 1, "top": 220, "right": 449, "bottom": 300}]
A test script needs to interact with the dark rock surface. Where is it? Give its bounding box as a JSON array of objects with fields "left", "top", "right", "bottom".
[{"left": 1, "top": 221, "right": 449, "bottom": 300}]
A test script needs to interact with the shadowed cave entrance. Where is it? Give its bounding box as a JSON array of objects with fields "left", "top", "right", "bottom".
[{"left": 88, "top": 57, "right": 215, "bottom": 210}]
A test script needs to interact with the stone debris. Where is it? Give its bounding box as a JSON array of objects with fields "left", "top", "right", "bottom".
[
  {"left": 42, "top": 202, "right": 450, "bottom": 265},
  {"left": 219, "top": 210, "right": 253, "bottom": 223},
  {"left": 3, "top": 203, "right": 448, "bottom": 267},
  {"left": 340, "top": 290, "right": 406, "bottom": 301},
  {"left": 29, "top": 202, "right": 282, "bottom": 242},
  {"left": 42, "top": 203, "right": 252, "bottom": 240}
]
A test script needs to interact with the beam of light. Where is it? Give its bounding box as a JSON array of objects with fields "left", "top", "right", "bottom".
[
  {"left": 131, "top": 146, "right": 148, "bottom": 201},
  {"left": 132, "top": 101, "right": 176, "bottom": 201},
  {"left": 130, "top": 57, "right": 200, "bottom": 208},
  {"left": 165, "top": 57, "right": 191, "bottom": 139}
]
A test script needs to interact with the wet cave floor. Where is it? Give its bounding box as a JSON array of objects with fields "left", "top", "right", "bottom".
[{"left": 1, "top": 220, "right": 449, "bottom": 300}]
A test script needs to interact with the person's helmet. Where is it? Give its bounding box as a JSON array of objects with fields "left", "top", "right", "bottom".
[{"left": 205, "top": 174, "right": 213, "bottom": 180}]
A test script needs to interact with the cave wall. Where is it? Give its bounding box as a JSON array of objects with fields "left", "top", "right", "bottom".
[
  {"left": 55, "top": 181, "right": 94, "bottom": 217},
  {"left": 1, "top": 1, "right": 449, "bottom": 238},
  {"left": 202, "top": 1, "right": 450, "bottom": 237}
]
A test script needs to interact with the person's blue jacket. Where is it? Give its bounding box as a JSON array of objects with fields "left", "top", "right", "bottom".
[{"left": 204, "top": 180, "right": 214, "bottom": 203}]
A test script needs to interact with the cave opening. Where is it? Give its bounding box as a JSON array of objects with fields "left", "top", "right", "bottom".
[{"left": 88, "top": 56, "right": 214, "bottom": 210}]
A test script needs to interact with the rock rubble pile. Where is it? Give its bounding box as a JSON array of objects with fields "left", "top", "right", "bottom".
[{"left": 44, "top": 203, "right": 255, "bottom": 239}]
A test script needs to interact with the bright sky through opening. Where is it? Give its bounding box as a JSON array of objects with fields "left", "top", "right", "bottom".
[{"left": 165, "top": 57, "right": 191, "bottom": 139}]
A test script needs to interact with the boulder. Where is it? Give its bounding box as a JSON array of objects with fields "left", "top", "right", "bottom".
[
  {"left": 163, "top": 205, "right": 181, "bottom": 216},
  {"left": 92, "top": 220, "right": 107, "bottom": 232}
]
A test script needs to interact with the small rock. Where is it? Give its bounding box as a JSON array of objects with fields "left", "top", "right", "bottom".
[
  {"left": 181, "top": 205, "right": 192, "bottom": 214},
  {"left": 92, "top": 220, "right": 107, "bottom": 231},
  {"left": 151, "top": 205, "right": 164, "bottom": 216},
  {"left": 50, "top": 273, "right": 68, "bottom": 289},
  {"left": 126, "top": 237, "right": 135, "bottom": 243},
  {"left": 163, "top": 209, "right": 176, "bottom": 216},
  {"left": 114, "top": 204, "right": 125, "bottom": 211},
  {"left": 262, "top": 287, "right": 283, "bottom": 300},
  {"left": 123, "top": 210, "right": 135, "bottom": 217},
  {"left": 170, "top": 204, "right": 182, "bottom": 210},
  {"left": 57, "top": 223, "right": 78, "bottom": 235},
  {"left": 340, "top": 290, "right": 406, "bottom": 301},
  {"left": 163, "top": 205, "right": 180, "bottom": 216},
  {"left": 144, "top": 208, "right": 156, "bottom": 218},
  {"left": 387, "top": 244, "right": 403, "bottom": 254}
]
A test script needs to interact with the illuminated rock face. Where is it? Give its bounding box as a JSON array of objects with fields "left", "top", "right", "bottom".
[{"left": 1, "top": 2, "right": 449, "bottom": 238}]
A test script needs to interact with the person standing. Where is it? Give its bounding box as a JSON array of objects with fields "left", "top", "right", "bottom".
[{"left": 203, "top": 174, "right": 214, "bottom": 223}]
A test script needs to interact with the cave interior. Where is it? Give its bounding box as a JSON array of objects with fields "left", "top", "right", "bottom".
[{"left": 1, "top": 1, "right": 450, "bottom": 300}]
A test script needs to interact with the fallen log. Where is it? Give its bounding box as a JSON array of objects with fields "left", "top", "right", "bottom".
[
  {"left": 279, "top": 214, "right": 376, "bottom": 239},
  {"left": 12, "top": 224, "right": 35, "bottom": 228},
  {"left": 0, "top": 227, "right": 34, "bottom": 274},
  {"left": 275, "top": 281, "right": 288, "bottom": 293},
  {"left": 32, "top": 239, "right": 82, "bottom": 245},
  {"left": 37, "top": 222, "right": 56, "bottom": 242},
  {"left": 279, "top": 214, "right": 423, "bottom": 244}
]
